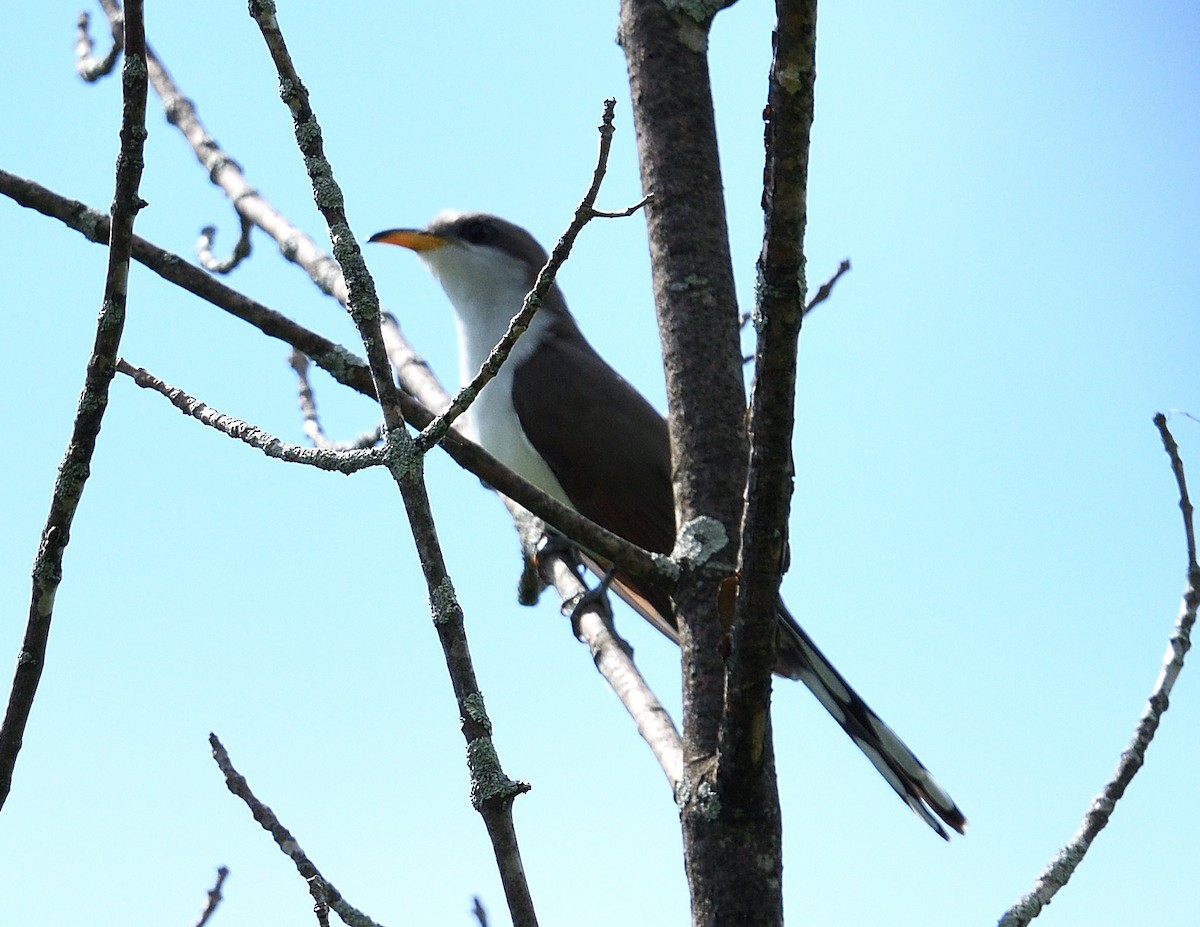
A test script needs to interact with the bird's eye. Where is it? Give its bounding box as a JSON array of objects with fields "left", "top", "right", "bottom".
[{"left": 460, "top": 219, "right": 494, "bottom": 245}]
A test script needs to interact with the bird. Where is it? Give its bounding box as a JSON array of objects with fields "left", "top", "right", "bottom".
[{"left": 370, "top": 211, "right": 966, "bottom": 838}]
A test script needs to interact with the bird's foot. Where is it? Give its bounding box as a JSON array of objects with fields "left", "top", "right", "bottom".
[{"left": 563, "top": 562, "right": 620, "bottom": 637}]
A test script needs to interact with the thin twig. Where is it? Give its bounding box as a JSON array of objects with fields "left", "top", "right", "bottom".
[
  {"left": 589, "top": 193, "right": 654, "bottom": 219},
  {"left": 209, "top": 735, "right": 385, "bottom": 927},
  {"left": 290, "top": 351, "right": 383, "bottom": 450},
  {"left": 290, "top": 350, "right": 332, "bottom": 447},
  {"left": 997, "top": 414, "right": 1197, "bottom": 926},
  {"left": 194, "top": 867, "right": 229, "bottom": 927},
  {"left": 514, "top": 510, "right": 684, "bottom": 789},
  {"left": 416, "top": 99, "right": 639, "bottom": 453},
  {"left": 0, "top": 0, "right": 147, "bottom": 812},
  {"left": 74, "top": 9, "right": 123, "bottom": 82},
  {"left": 803, "top": 258, "right": 851, "bottom": 317},
  {"left": 116, "top": 360, "right": 382, "bottom": 473},
  {"left": 739, "top": 259, "right": 851, "bottom": 364},
  {"left": 1156, "top": 413, "right": 1197, "bottom": 569},
  {"left": 198, "top": 214, "right": 254, "bottom": 273}
]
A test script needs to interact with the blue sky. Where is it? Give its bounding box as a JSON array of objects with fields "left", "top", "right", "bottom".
[{"left": 2, "top": 2, "right": 1198, "bottom": 925}]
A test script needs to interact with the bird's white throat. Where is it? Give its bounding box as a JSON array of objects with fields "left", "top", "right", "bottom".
[{"left": 418, "top": 240, "right": 572, "bottom": 505}]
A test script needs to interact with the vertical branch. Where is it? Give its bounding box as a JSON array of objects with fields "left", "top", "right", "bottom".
[
  {"left": 720, "top": 1, "right": 817, "bottom": 784},
  {"left": 619, "top": 2, "right": 783, "bottom": 924},
  {"left": 0, "top": 0, "right": 147, "bottom": 810},
  {"left": 618, "top": 0, "right": 747, "bottom": 769}
]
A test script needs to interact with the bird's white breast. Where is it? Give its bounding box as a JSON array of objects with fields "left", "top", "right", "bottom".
[{"left": 421, "top": 242, "right": 575, "bottom": 507}]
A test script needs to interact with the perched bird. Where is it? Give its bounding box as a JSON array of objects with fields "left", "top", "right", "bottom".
[{"left": 370, "top": 211, "right": 966, "bottom": 838}]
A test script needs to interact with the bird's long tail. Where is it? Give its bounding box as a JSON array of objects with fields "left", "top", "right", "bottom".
[
  {"left": 775, "top": 606, "right": 967, "bottom": 839},
  {"left": 588, "top": 556, "right": 966, "bottom": 838}
]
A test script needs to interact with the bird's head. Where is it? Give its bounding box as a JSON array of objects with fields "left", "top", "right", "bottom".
[{"left": 369, "top": 211, "right": 549, "bottom": 325}]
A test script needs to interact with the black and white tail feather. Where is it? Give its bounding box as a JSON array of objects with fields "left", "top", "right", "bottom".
[
  {"left": 595, "top": 561, "right": 966, "bottom": 839},
  {"left": 774, "top": 605, "right": 966, "bottom": 839}
]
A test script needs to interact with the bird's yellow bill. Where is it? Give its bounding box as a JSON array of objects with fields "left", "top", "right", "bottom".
[{"left": 368, "top": 228, "right": 448, "bottom": 252}]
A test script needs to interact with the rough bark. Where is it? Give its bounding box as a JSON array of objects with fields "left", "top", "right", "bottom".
[
  {"left": 619, "top": 2, "right": 783, "bottom": 924},
  {"left": 721, "top": 0, "right": 817, "bottom": 799}
]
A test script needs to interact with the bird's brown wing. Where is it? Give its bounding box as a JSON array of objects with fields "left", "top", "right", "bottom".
[{"left": 511, "top": 315, "right": 677, "bottom": 631}]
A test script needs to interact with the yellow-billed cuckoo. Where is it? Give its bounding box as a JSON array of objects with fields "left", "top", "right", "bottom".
[{"left": 370, "top": 211, "right": 966, "bottom": 838}]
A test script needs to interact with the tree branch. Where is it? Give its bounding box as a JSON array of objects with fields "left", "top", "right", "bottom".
[
  {"left": 513, "top": 510, "right": 685, "bottom": 789},
  {"left": 290, "top": 351, "right": 385, "bottom": 450},
  {"left": 209, "top": 735, "right": 386, "bottom": 927},
  {"left": 997, "top": 414, "right": 1198, "bottom": 926},
  {"left": 0, "top": 0, "right": 147, "bottom": 812},
  {"left": 803, "top": 258, "right": 851, "bottom": 318},
  {"left": 197, "top": 214, "right": 254, "bottom": 274},
  {"left": 719, "top": 0, "right": 817, "bottom": 798},
  {"left": 74, "top": 9, "right": 122, "bottom": 82},
  {"left": 193, "top": 866, "right": 229, "bottom": 927},
  {"left": 619, "top": 1, "right": 787, "bottom": 921},
  {"left": 248, "top": 5, "right": 538, "bottom": 923},
  {"left": 116, "top": 360, "right": 383, "bottom": 472}
]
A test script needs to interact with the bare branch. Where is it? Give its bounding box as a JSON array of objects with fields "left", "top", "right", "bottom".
[
  {"left": 74, "top": 9, "right": 122, "bottom": 82},
  {"left": 997, "top": 414, "right": 1198, "bottom": 926},
  {"left": 209, "top": 735, "right": 386, "bottom": 927},
  {"left": 193, "top": 867, "right": 229, "bottom": 927},
  {"left": 291, "top": 350, "right": 335, "bottom": 448},
  {"left": 197, "top": 214, "right": 254, "bottom": 274},
  {"left": 719, "top": 0, "right": 817, "bottom": 795},
  {"left": 589, "top": 193, "right": 654, "bottom": 219},
  {"left": 116, "top": 360, "right": 382, "bottom": 473},
  {"left": 1156, "top": 413, "right": 1198, "bottom": 569},
  {"left": 248, "top": 7, "right": 539, "bottom": 924},
  {"left": 803, "top": 258, "right": 851, "bottom": 318},
  {"left": 513, "top": 509, "right": 684, "bottom": 789},
  {"left": 290, "top": 351, "right": 384, "bottom": 451},
  {"left": 0, "top": 0, "right": 147, "bottom": 812},
  {"left": 738, "top": 259, "right": 851, "bottom": 365}
]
